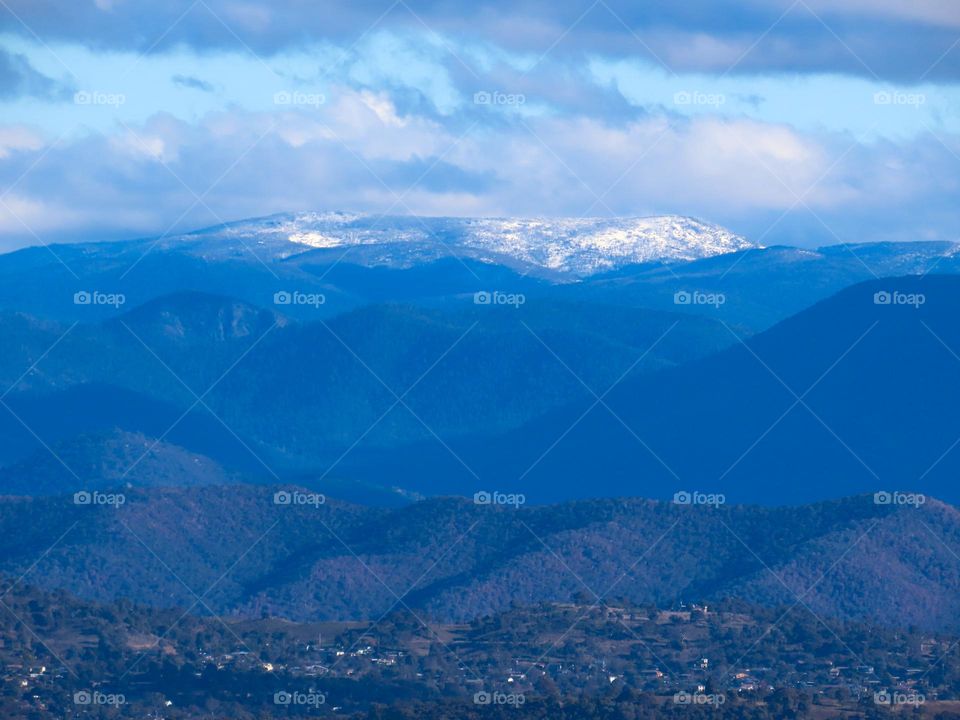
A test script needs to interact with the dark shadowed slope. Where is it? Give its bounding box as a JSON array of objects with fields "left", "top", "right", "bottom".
[{"left": 340, "top": 275, "right": 960, "bottom": 505}]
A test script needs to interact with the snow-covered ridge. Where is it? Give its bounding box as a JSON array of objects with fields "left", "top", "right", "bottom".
[{"left": 178, "top": 211, "right": 758, "bottom": 277}]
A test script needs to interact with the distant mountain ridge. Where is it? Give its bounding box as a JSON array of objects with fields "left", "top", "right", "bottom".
[
  {"left": 337, "top": 274, "right": 960, "bottom": 506},
  {"left": 567, "top": 240, "right": 960, "bottom": 328},
  {"left": 4, "top": 274, "right": 960, "bottom": 507},
  {"left": 0, "top": 294, "right": 736, "bottom": 471},
  {"left": 0, "top": 214, "right": 956, "bottom": 329}
]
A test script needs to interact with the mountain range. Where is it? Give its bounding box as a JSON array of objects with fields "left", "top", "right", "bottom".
[
  {"left": 0, "top": 215, "right": 958, "bottom": 650},
  {"left": 560, "top": 240, "right": 960, "bottom": 328},
  {"left": 1, "top": 214, "right": 959, "bottom": 509},
  {"left": 3, "top": 211, "right": 956, "bottom": 330},
  {"left": 342, "top": 274, "right": 960, "bottom": 505},
  {"left": 0, "top": 294, "right": 735, "bottom": 477}
]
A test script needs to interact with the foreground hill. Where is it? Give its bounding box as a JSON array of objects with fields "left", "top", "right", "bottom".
[
  {"left": 3, "top": 578, "right": 958, "bottom": 719},
  {"left": 6, "top": 580, "right": 957, "bottom": 719},
  {"left": 0, "top": 487, "right": 958, "bottom": 631}
]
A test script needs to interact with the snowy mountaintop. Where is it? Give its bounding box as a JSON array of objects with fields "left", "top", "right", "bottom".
[{"left": 166, "top": 211, "right": 758, "bottom": 277}]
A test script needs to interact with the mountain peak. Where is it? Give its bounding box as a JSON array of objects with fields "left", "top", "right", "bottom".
[{"left": 166, "top": 211, "right": 756, "bottom": 277}]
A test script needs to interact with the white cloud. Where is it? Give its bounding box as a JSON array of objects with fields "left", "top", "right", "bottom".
[
  {"left": 0, "top": 193, "right": 85, "bottom": 235},
  {"left": 0, "top": 125, "right": 44, "bottom": 158},
  {"left": 269, "top": 88, "right": 447, "bottom": 161},
  {"left": 0, "top": 102, "right": 955, "bottom": 250}
]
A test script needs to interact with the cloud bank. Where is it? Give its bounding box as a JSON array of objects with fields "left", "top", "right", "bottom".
[{"left": 0, "top": 0, "right": 956, "bottom": 250}]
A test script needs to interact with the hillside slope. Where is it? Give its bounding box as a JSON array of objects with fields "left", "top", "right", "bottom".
[
  {"left": 345, "top": 274, "right": 960, "bottom": 505},
  {"left": 0, "top": 488, "right": 957, "bottom": 631}
]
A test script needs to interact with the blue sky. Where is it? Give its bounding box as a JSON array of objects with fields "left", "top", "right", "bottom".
[{"left": 0, "top": 0, "right": 958, "bottom": 250}]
